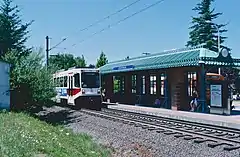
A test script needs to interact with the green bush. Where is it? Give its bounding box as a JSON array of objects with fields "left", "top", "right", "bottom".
[{"left": 2, "top": 49, "right": 57, "bottom": 111}]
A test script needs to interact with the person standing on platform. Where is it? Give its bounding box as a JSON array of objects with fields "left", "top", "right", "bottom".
[{"left": 190, "top": 90, "right": 198, "bottom": 112}]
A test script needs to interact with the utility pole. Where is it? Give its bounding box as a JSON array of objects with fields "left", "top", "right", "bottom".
[
  {"left": 46, "top": 36, "right": 49, "bottom": 67},
  {"left": 45, "top": 36, "right": 66, "bottom": 68},
  {"left": 206, "top": 20, "right": 221, "bottom": 74},
  {"left": 216, "top": 25, "right": 221, "bottom": 75}
]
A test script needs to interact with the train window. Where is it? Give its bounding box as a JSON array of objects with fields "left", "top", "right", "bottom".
[
  {"left": 62, "top": 77, "right": 65, "bottom": 87},
  {"left": 131, "top": 75, "right": 137, "bottom": 93},
  {"left": 141, "top": 76, "right": 146, "bottom": 94},
  {"left": 81, "top": 72, "right": 99, "bottom": 88},
  {"left": 64, "top": 76, "right": 67, "bottom": 87},
  {"left": 56, "top": 77, "right": 60, "bottom": 86},
  {"left": 53, "top": 78, "right": 56, "bottom": 84},
  {"left": 150, "top": 75, "right": 157, "bottom": 95},
  {"left": 188, "top": 72, "right": 197, "bottom": 96},
  {"left": 160, "top": 73, "right": 166, "bottom": 96},
  {"left": 74, "top": 73, "right": 80, "bottom": 87},
  {"left": 71, "top": 76, "right": 73, "bottom": 89},
  {"left": 60, "top": 77, "right": 64, "bottom": 87}
]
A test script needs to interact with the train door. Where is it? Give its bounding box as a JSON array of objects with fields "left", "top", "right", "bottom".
[{"left": 68, "top": 74, "right": 74, "bottom": 105}]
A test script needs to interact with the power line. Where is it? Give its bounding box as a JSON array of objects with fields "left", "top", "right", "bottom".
[
  {"left": 49, "top": 38, "right": 66, "bottom": 51},
  {"left": 71, "top": 0, "right": 164, "bottom": 47},
  {"left": 54, "top": 47, "right": 67, "bottom": 50},
  {"left": 76, "top": 0, "right": 142, "bottom": 33},
  {"left": 45, "top": 37, "right": 66, "bottom": 67},
  {"left": 49, "top": 0, "right": 141, "bottom": 50}
]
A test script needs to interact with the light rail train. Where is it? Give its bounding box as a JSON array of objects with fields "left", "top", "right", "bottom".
[{"left": 53, "top": 67, "right": 102, "bottom": 110}]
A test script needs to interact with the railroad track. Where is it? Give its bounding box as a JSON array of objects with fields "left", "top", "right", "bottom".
[{"left": 80, "top": 108, "right": 240, "bottom": 151}]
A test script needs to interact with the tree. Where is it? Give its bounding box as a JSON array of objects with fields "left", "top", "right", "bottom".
[
  {"left": 221, "top": 67, "right": 240, "bottom": 86},
  {"left": 75, "top": 55, "right": 86, "bottom": 67},
  {"left": 96, "top": 51, "right": 108, "bottom": 68},
  {"left": 2, "top": 49, "right": 56, "bottom": 111},
  {"left": 186, "top": 0, "right": 228, "bottom": 52},
  {"left": 49, "top": 53, "right": 76, "bottom": 70},
  {"left": 49, "top": 53, "right": 87, "bottom": 70},
  {"left": 187, "top": 0, "right": 240, "bottom": 90},
  {"left": 0, "top": 0, "right": 33, "bottom": 57},
  {"left": 88, "top": 64, "right": 95, "bottom": 68}
]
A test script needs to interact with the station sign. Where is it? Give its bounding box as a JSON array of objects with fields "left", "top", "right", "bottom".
[{"left": 113, "top": 65, "right": 135, "bottom": 71}]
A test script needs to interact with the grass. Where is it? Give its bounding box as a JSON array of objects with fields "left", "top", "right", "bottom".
[{"left": 0, "top": 111, "right": 111, "bottom": 157}]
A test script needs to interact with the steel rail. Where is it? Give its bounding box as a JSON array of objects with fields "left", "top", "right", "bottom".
[
  {"left": 103, "top": 108, "right": 240, "bottom": 134},
  {"left": 80, "top": 108, "right": 240, "bottom": 151}
]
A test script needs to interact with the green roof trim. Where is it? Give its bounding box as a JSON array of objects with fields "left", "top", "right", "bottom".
[{"left": 99, "top": 47, "right": 240, "bottom": 74}]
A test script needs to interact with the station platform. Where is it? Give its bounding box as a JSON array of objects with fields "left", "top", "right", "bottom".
[{"left": 106, "top": 102, "right": 240, "bottom": 130}]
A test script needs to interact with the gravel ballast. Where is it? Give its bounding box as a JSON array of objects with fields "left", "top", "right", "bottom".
[{"left": 37, "top": 106, "right": 240, "bottom": 157}]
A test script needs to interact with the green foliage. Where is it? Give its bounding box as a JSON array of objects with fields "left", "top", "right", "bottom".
[
  {"left": 2, "top": 49, "right": 56, "bottom": 111},
  {"left": 186, "top": 0, "right": 229, "bottom": 51},
  {"left": 0, "top": 0, "right": 33, "bottom": 56},
  {"left": 113, "top": 79, "right": 120, "bottom": 93},
  {"left": 0, "top": 112, "right": 111, "bottom": 157},
  {"left": 75, "top": 55, "right": 87, "bottom": 67},
  {"left": 88, "top": 64, "right": 96, "bottom": 68},
  {"left": 49, "top": 53, "right": 76, "bottom": 70},
  {"left": 96, "top": 51, "right": 108, "bottom": 68},
  {"left": 49, "top": 51, "right": 108, "bottom": 70},
  {"left": 49, "top": 53, "right": 87, "bottom": 70},
  {"left": 221, "top": 67, "right": 240, "bottom": 90}
]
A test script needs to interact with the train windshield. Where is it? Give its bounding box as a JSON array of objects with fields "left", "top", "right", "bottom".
[{"left": 81, "top": 72, "right": 100, "bottom": 88}]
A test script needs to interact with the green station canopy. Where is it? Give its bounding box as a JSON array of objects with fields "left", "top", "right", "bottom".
[{"left": 99, "top": 47, "right": 240, "bottom": 74}]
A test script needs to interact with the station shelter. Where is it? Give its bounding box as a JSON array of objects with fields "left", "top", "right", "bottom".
[{"left": 99, "top": 46, "right": 240, "bottom": 115}]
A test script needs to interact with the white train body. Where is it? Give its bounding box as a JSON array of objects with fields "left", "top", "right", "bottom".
[{"left": 53, "top": 67, "right": 101, "bottom": 108}]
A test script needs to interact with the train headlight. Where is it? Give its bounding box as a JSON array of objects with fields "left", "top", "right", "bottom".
[
  {"left": 97, "top": 89, "right": 100, "bottom": 94},
  {"left": 82, "top": 89, "right": 85, "bottom": 94}
]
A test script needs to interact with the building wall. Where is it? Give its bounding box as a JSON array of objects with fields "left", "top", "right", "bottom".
[
  {"left": 168, "top": 68, "right": 183, "bottom": 110},
  {"left": 167, "top": 67, "right": 199, "bottom": 111},
  {"left": 0, "top": 61, "right": 10, "bottom": 110},
  {"left": 102, "top": 66, "right": 200, "bottom": 111}
]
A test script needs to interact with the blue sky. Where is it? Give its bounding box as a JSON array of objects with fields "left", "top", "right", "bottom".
[{"left": 14, "top": 0, "right": 240, "bottom": 65}]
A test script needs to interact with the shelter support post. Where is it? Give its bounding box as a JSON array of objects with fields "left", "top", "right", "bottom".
[
  {"left": 199, "top": 62, "right": 206, "bottom": 113},
  {"left": 165, "top": 72, "right": 170, "bottom": 109}
]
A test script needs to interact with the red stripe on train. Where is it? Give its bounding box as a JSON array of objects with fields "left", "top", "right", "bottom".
[{"left": 67, "top": 88, "right": 81, "bottom": 96}]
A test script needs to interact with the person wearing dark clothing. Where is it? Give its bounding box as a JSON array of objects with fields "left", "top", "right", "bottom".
[{"left": 190, "top": 90, "right": 198, "bottom": 112}]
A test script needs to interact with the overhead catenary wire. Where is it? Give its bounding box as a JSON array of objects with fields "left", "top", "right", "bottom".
[
  {"left": 76, "top": 0, "right": 142, "bottom": 33},
  {"left": 50, "top": 0, "right": 142, "bottom": 50},
  {"left": 71, "top": 0, "right": 165, "bottom": 47},
  {"left": 49, "top": 38, "right": 66, "bottom": 51}
]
